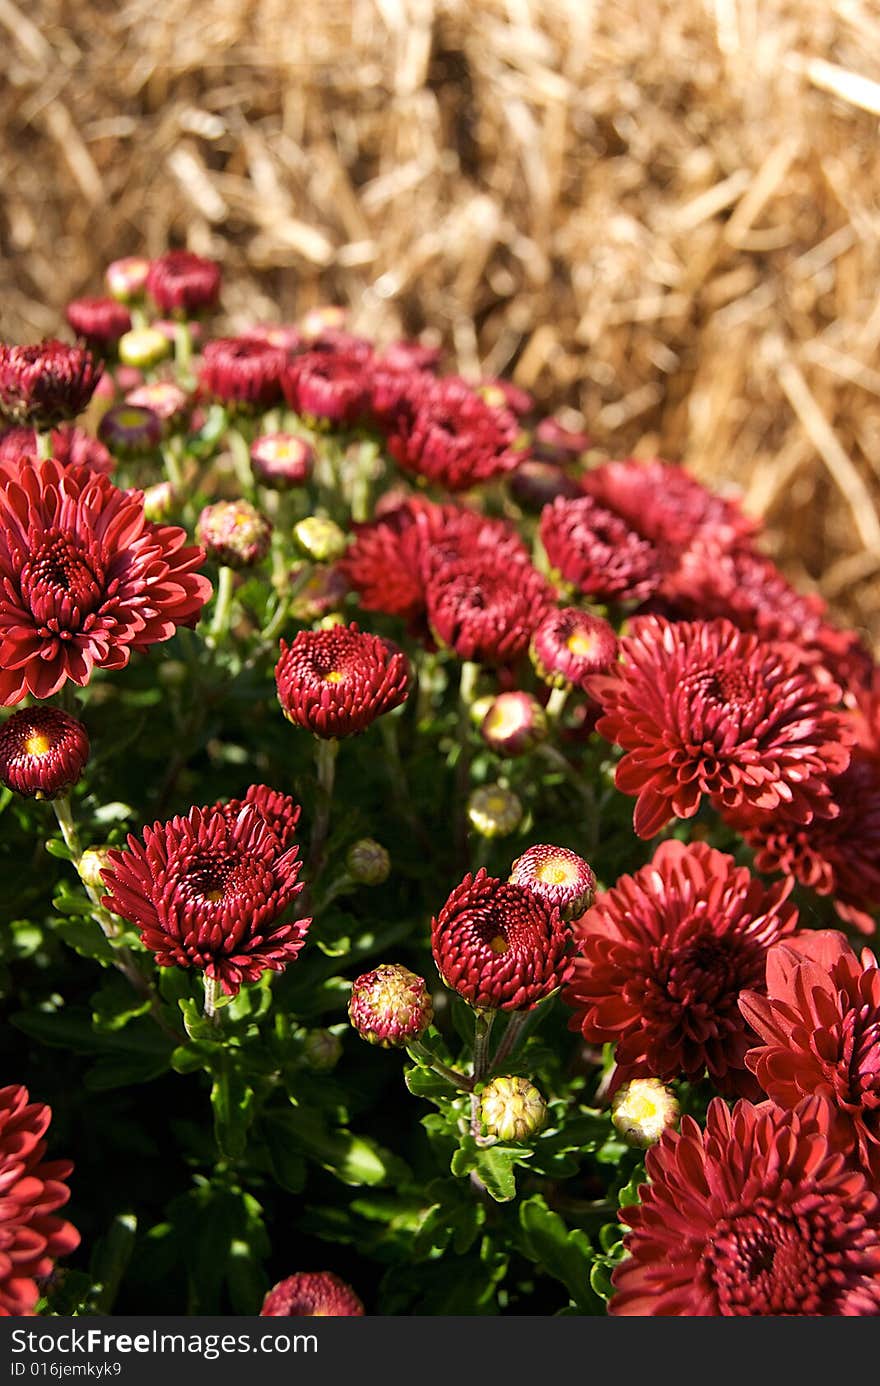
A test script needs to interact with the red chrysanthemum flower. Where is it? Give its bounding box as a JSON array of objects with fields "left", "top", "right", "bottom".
[
  {"left": 214, "top": 783, "right": 301, "bottom": 851},
  {"left": 591, "top": 616, "right": 853, "bottom": 839},
  {"left": 564, "top": 839, "right": 798, "bottom": 1094},
  {"left": 478, "top": 377, "right": 533, "bottom": 416},
  {"left": 0, "top": 426, "right": 113, "bottom": 475},
  {"left": 381, "top": 375, "right": 528, "bottom": 492},
  {"left": 507, "top": 458, "right": 582, "bottom": 510},
  {"left": 105, "top": 256, "right": 151, "bottom": 303},
  {"left": 260, "top": 1272, "right": 364, "bottom": 1317},
  {"left": 431, "top": 869, "right": 572, "bottom": 1011},
  {"left": 238, "top": 322, "right": 302, "bottom": 354},
  {"left": 609, "top": 1096, "right": 880, "bottom": 1316},
  {"left": 0, "top": 457, "right": 211, "bottom": 705},
  {"left": 97, "top": 405, "right": 163, "bottom": 459},
  {"left": 340, "top": 497, "right": 533, "bottom": 633},
  {"left": 539, "top": 495, "right": 664, "bottom": 606},
  {"left": 101, "top": 791, "right": 309, "bottom": 996},
  {"left": 0, "top": 706, "right": 89, "bottom": 799},
  {"left": 348, "top": 963, "right": 434, "bottom": 1047},
  {"left": 426, "top": 553, "right": 554, "bottom": 666},
  {"left": 145, "top": 251, "right": 221, "bottom": 315},
  {"left": 281, "top": 347, "right": 371, "bottom": 424},
  {"left": 0, "top": 1084, "right": 79, "bottom": 1316},
  {"left": 581, "top": 457, "right": 758, "bottom": 556},
  {"left": 65, "top": 297, "right": 132, "bottom": 353},
  {"left": 0, "top": 341, "right": 103, "bottom": 429},
  {"left": 661, "top": 540, "right": 871, "bottom": 688},
  {"left": 740, "top": 931, "right": 880, "bottom": 1179},
  {"left": 124, "top": 381, "right": 190, "bottom": 429},
  {"left": 275, "top": 622, "right": 410, "bottom": 738},
  {"left": 530, "top": 607, "right": 618, "bottom": 690},
  {"left": 378, "top": 340, "right": 442, "bottom": 374},
  {"left": 731, "top": 749, "right": 880, "bottom": 936},
  {"left": 250, "top": 433, "right": 314, "bottom": 489},
  {"left": 197, "top": 337, "right": 287, "bottom": 411},
  {"left": 509, "top": 844, "right": 595, "bottom": 919}
]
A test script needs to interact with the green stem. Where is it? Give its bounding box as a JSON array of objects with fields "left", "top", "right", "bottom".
[
  {"left": 160, "top": 441, "right": 183, "bottom": 489},
  {"left": 537, "top": 742, "right": 599, "bottom": 854},
  {"left": 173, "top": 319, "right": 194, "bottom": 383},
  {"left": 208, "top": 566, "right": 236, "bottom": 645},
  {"left": 546, "top": 685, "right": 569, "bottom": 720},
  {"left": 227, "top": 425, "right": 256, "bottom": 498},
  {"left": 455, "top": 660, "right": 481, "bottom": 857},
  {"left": 408, "top": 1042, "right": 474, "bottom": 1093},
  {"left": 36, "top": 430, "right": 54, "bottom": 460},
  {"left": 470, "top": 1009, "right": 496, "bottom": 1136},
  {"left": 203, "top": 973, "right": 220, "bottom": 1023},
  {"left": 489, "top": 1010, "right": 530, "bottom": 1072},
  {"left": 308, "top": 737, "right": 339, "bottom": 883}
]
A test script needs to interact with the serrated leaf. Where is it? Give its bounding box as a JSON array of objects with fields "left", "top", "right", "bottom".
[
  {"left": 473, "top": 1144, "right": 528, "bottom": 1202},
  {"left": 519, "top": 1195, "right": 595, "bottom": 1310},
  {"left": 269, "top": 1106, "right": 402, "bottom": 1187},
  {"left": 211, "top": 1064, "right": 255, "bottom": 1161}
]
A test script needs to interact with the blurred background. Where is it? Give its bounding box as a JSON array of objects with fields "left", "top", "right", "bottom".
[{"left": 3, "top": 0, "right": 880, "bottom": 648}]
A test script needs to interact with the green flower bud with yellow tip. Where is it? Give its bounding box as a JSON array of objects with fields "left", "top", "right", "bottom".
[
  {"left": 293, "top": 516, "right": 348, "bottom": 563},
  {"left": 480, "top": 1075, "right": 546, "bottom": 1142},
  {"left": 611, "top": 1078, "right": 680, "bottom": 1149},
  {"left": 346, "top": 838, "right": 390, "bottom": 886},
  {"left": 117, "top": 327, "right": 171, "bottom": 370},
  {"left": 467, "top": 784, "right": 522, "bottom": 839}
]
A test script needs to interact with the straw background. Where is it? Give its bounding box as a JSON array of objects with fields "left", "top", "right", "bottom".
[{"left": 3, "top": 0, "right": 880, "bottom": 649}]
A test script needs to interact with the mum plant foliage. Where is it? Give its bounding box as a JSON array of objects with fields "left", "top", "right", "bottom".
[{"left": 2, "top": 252, "right": 880, "bottom": 1318}]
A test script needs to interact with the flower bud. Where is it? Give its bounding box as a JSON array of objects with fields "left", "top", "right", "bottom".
[
  {"left": 261, "top": 1271, "right": 363, "bottom": 1317},
  {"left": 293, "top": 516, "right": 348, "bottom": 563},
  {"left": 125, "top": 381, "right": 189, "bottom": 427},
  {"left": 479, "top": 1075, "right": 546, "bottom": 1142},
  {"left": 197, "top": 500, "right": 272, "bottom": 569},
  {"left": 288, "top": 564, "right": 349, "bottom": 622},
  {"left": 467, "top": 784, "right": 522, "bottom": 839},
  {"left": 78, "top": 846, "right": 115, "bottom": 891},
  {"left": 480, "top": 692, "right": 547, "bottom": 757},
  {"left": 118, "top": 328, "right": 171, "bottom": 370},
  {"left": 611, "top": 1078, "right": 680, "bottom": 1149},
  {"left": 302, "top": 1029, "right": 343, "bottom": 1072},
  {"left": 105, "top": 256, "right": 151, "bottom": 303},
  {"left": 251, "top": 432, "right": 314, "bottom": 490},
  {"left": 348, "top": 963, "right": 433, "bottom": 1047},
  {"left": 345, "top": 838, "right": 390, "bottom": 886},
  {"left": 142, "top": 481, "right": 179, "bottom": 523},
  {"left": 97, "top": 404, "right": 163, "bottom": 458},
  {"left": 0, "top": 707, "right": 89, "bottom": 800},
  {"left": 508, "top": 844, "right": 595, "bottom": 919}
]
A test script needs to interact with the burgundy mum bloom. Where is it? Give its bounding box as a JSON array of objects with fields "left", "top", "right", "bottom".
[
  {"left": 662, "top": 540, "right": 870, "bottom": 688},
  {"left": 0, "top": 341, "right": 102, "bottom": 429},
  {"left": 509, "top": 844, "right": 595, "bottom": 919},
  {"left": 250, "top": 433, "right": 314, "bottom": 489},
  {"left": 507, "top": 458, "right": 581, "bottom": 511},
  {"left": 581, "top": 457, "right": 757, "bottom": 556},
  {"left": 609, "top": 1096, "right": 880, "bottom": 1316},
  {"left": 564, "top": 840, "right": 798, "bottom": 1094},
  {"left": 260, "top": 1272, "right": 364, "bottom": 1317},
  {"left": 426, "top": 553, "right": 554, "bottom": 666},
  {"left": 0, "top": 706, "right": 89, "bottom": 799},
  {"left": 124, "top": 382, "right": 190, "bottom": 429},
  {"left": 105, "top": 257, "right": 151, "bottom": 303},
  {"left": 740, "top": 931, "right": 880, "bottom": 1180},
  {"left": 97, "top": 405, "right": 163, "bottom": 459},
  {"left": 275, "top": 622, "right": 410, "bottom": 738},
  {"left": 214, "top": 783, "right": 301, "bottom": 851},
  {"left": 282, "top": 347, "right": 370, "bottom": 424},
  {"left": 198, "top": 337, "right": 287, "bottom": 411},
  {"left": 0, "top": 426, "right": 113, "bottom": 476},
  {"left": 381, "top": 375, "right": 528, "bottom": 492},
  {"left": 0, "top": 458, "right": 211, "bottom": 705},
  {"left": 0, "top": 1084, "right": 79, "bottom": 1316},
  {"left": 539, "top": 495, "right": 664, "bottom": 606},
  {"left": 65, "top": 298, "right": 131, "bottom": 353},
  {"left": 530, "top": 607, "right": 618, "bottom": 690},
  {"left": 479, "top": 691, "right": 547, "bottom": 756},
  {"left": 101, "top": 791, "right": 309, "bottom": 996},
  {"left": 731, "top": 749, "right": 880, "bottom": 936},
  {"left": 146, "top": 251, "right": 221, "bottom": 315},
  {"left": 431, "top": 869, "right": 572, "bottom": 1011},
  {"left": 591, "top": 616, "right": 853, "bottom": 839},
  {"left": 348, "top": 963, "right": 434, "bottom": 1047},
  {"left": 340, "top": 497, "right": 532, "bottom": 631}
]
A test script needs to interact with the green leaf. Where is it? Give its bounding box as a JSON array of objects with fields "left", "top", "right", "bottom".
[
  {"left": 519, "top": 1195, "right": 595, "bottom": 1310},
  {"left": 91, "top": 976, "right": 151, "bottom": 1032},
  {"left": 84, "top": 1050, "right": 171, "bottom": 1091},
  {"left": 404, "top": 1062, "right": 462, "bottom": 1101},
  {"left": 472, "top": 1144, "right": 527, "bottom": 1202},
  {"left": 45, "top": 838, "right": 75, "bottom": 860},
  {"left": 54, "top": 917, "right": 117, "bottom": 965},
  {"left": 262, "top": 1117, "right": 308, "bottom": 1194},
  {"left": 90, "top": 1213, "right": 137, "bottom": 1313},
  {"left": 268, "top": 1106, "right": 402, "bottom": 1187}
]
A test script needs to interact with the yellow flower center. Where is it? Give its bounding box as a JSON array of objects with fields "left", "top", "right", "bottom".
[
  {"left": 323, "top": 670, "right": 344, "bottom": 684},
  {"left": 490, "top": 935, "right": 508, "bottom": 954},
  {"left": 535, "top": 857, "right": 577, "bottom": 886},
  {"left": 24, "top": 732, "right": 52, "bottom": 757},
  {"left": 566, "top": 629, "right": 595, "bottom": 657}
]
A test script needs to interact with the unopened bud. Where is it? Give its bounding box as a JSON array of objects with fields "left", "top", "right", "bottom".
[
  {"left": 78, "top": 847, "right": 115, "bottom": 891},
  {"left": 348, "top": 963, "right": 433, "bottom": 1047},
  {"left": 118, "top": 327, "right": 171, "bottom": 370},
  {"left": 346, "top": 838, "right": 390, "bottom": 886},
  {"left": 302, "top": 1029, "right": 343, "bottom": 1072},
  {"left": 293, "top": 516, "right": 348, "bottom": 563},
  {"left": 480, "top": 1075, "right": 546, "bottom": 1142},
  {"left": 467, "top": 784, "right": 522, "bottom": 839},
  {"left": 142, "top": 481, "right": 179, "bottom": 523},
  {"left": 251, "top": 433, "right": 314, "bottom": 490},
  {"left": 197, "top": 500, "right": 272, "bottom": 569},
  {"left": 611, "top": 1079, "right": 680, "bottom": 1149},
  {"left": 509, "top": 844, "right": 595, "bottom": 919},
  {"left": 105, "top": 256, "right": 151, "bottom": 303},
  {"left": 480, "top": 692, "right": 547, "bottom": 757}
]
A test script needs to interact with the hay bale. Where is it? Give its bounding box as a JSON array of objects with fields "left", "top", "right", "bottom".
[{"left": 2, "top": 0, "right": 879, "bottom": 647}]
